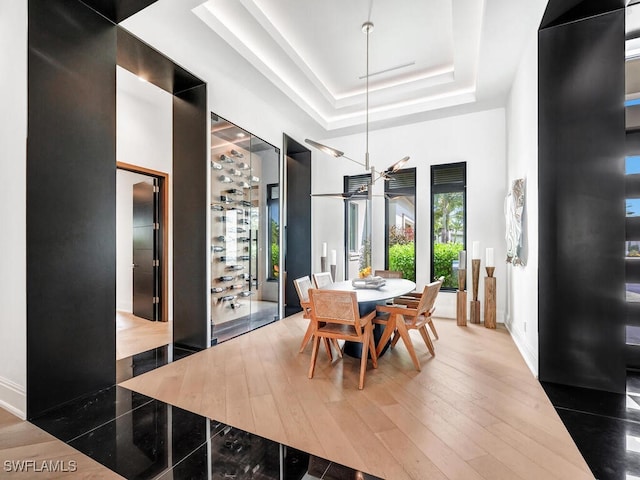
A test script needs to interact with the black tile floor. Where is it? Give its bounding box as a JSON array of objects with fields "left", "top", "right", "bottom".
[
  {"left": 31, "top": 345, "right": 382, "bottom": 480},
  {"left": 542, "top": 373, "right": 640, "bottom": 480}
]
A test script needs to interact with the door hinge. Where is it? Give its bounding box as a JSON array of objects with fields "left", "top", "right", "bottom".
[
  {"left": 153, "top": 185, "right": 159, "bottom": 193},
  {"left": 154, "top": 222, "right": 160, "bottom": 230},
  {"left": 153, "top": 259, "right": 159, "bottom": 267},
  {"left": 153, "top": 296, "right": 160, "bottom": 304}
]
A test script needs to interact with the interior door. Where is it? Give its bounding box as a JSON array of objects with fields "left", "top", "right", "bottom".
[{"left": 133, "top": 179, "right": 158, "bottom": 320}]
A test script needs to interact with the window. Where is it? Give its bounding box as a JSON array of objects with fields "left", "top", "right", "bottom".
[
  {"left": 344, "top": 173, "right": 371, "bottom": 279},
  {"left": 267, "top": 183, "right": 279, "bottom": 280},
  {"left": 431, "top": 163, "right": 466, "bottom": 290},
  {"left": 385, "top": 168, "right": 416, "bottom": 281}
]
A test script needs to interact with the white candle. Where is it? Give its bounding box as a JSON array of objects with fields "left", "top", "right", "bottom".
[
  {"left": 330, "top": 249, "right": 337, "bottom": 266},
  {"left": 486, "top": 248, "right": 494, "bottom": 267},
  {"left": 322, "top": 242, "right": 327, "bottom": 257},
  {"left": 458, "top": 250, "right": 466, "bottom": 267},
  {"left": 472, "top": 241, "right": 480, "bottom": 259}
]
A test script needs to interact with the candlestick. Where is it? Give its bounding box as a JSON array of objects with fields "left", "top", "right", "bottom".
[
  {"left": 322, "top": 242, "right": 327, "bottom": 258},
  {"left": 458, "top": 250, "right": 466, "bottom": 267},
  {"left": 470, "top": 258, "right": 481, "bottom": 324},
  {"left": 472, "top": 241, "right": 480, "bottom": 259},
  {"left": 484, "top": 271, "right": 496, "bottom": 329},
  {"left": 486, "top": 247, "right": 494, "bottom": 267},
  {"left": 330, "top": 249, "right": 337, "bottom": 266},
  {"left": 320, "top": 256, "right": 327, "bottom": 272}
]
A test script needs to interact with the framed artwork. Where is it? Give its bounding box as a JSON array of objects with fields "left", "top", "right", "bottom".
[{"left": 505, "top": 178, "right": 526, "bottom": 266}]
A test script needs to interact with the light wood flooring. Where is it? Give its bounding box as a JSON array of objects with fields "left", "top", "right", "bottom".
[
  {"left": 0, "top": 313, "right": 169, "bottom": 479},
  {"left": 116, "top": 311, "right": 172, "bottom": 360},
  {"left": 121, "top": 314, "right": 594, "bottom": 480}
]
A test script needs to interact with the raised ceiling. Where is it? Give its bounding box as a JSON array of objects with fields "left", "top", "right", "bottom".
[
  {"left": 193, "top": 0, "right": 482, "bottom": 130},
  {"left": 123, "top": 0, "right": 549, "bottom": 135}
]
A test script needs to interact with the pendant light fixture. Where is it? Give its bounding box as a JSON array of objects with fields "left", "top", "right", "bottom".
[{"left": 305, "top": 21, "right": 410, "bottom": 192}]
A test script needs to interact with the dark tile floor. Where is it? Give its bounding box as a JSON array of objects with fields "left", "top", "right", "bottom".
[
  {"left": 31, "top": 345, "right": 381, "bottom": 480},
  {"left": 542, "top": 373, "right": 640, "bottom": 480}
]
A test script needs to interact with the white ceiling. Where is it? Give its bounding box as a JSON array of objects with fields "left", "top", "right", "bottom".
[{"left": 123, "top": 0, "right": 549, "bottom": 135}]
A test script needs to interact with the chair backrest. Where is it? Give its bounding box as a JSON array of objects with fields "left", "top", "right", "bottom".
[
  {"left": 374, "top": 270, "right": 403, "bottom": 279},
  {"left": 312, "top": 272, "right": 333, "bottom": 288},
  {"left": 414, "top": 279, "right": 443, "bottom": 318},
  {"left": 308, "top": 289, "right": 363, "bottom": 335},
  {"left": 293, "top": 276, "right": 312, "bottom": 303}
]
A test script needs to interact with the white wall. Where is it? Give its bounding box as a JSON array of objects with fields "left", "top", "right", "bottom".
[
  {"left": 505, "top": 31, "right": 540, "bottom": 376},
  {"left": 0, "top": 0, "right": 27, "bottom": 418},
  {"left": 116, "top": 67, "right": 173, "bottom": 319},
  {"left": 314, "top": 108, "right": 508, "bottom": 321}
]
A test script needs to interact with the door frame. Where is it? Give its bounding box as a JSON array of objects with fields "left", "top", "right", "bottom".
[{"left": 118, "top": 161, "right": 169, "bottom": 322}]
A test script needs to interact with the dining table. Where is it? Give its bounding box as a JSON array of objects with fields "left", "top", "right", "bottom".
[{"left": 320, "top": 278, "right": 416, "bottom": 358}]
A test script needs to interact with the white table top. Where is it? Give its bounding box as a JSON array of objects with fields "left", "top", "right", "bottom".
[{"left": 322, "top": 278, "right": 416, "bottom": 303}]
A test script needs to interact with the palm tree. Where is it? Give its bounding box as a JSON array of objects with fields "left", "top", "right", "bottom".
[{"left": 433, "top": 193, "right": 463, "bottom": 243}]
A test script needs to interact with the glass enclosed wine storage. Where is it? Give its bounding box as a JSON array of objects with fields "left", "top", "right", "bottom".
[{"left": 210, "top": 113, "right": 280, "bottom": 344}]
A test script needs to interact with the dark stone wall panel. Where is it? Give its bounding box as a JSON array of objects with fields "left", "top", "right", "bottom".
[
  {"left": 27, "top": 0, "right": 117, "bottom": 418},
  {"left": 538, "top": 9, "right": 626, "bottom": 393},
  {"left": 173, "top": 85, "right": 208, "bottom": 349}
]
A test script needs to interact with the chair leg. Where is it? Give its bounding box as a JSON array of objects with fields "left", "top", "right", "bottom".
[
  {"left": 359, "top": 330, "right": 370, "bottom": 390},
  {"left": 428, "top": 318, "right": 439, "bottom": 340},
  {"left": 323, "top": 338, "right": 333, "bottom": 361},
  {"left": 299, "top": 321, "right": 314, "bottom": 353},
  {"left": 375, "top": 317, "right": 394, "bottom": 357},
  {"left": 368, "top": 324, "right": 378, "bottom": 368},
  {"left": 418, "top": 325, "right": 435, "bottom": 356},
  {"left": 331, "top": 339, "right": 343, "bottom": 358},
  {"left": 390, "top": 329, "right": 401, "bottom": 347},
  {"left": 308, "top": 336, "right": 321, "bottom": 379},
  {"left": 396, "top": 321, "right": 421, "bottom": 371}
]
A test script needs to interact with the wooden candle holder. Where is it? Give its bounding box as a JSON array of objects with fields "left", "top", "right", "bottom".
[
  {"left": 470, "top": 259, "right": 481, "bottom": 324},
  {"left": 484, "top": 266, "right": 496, "bottom": 329},
  {"left": 456, "top": 268, "right": 467, "bottom": 326},
  {"left": 320, "top": 256, "right": 327, "bottom": 273}
]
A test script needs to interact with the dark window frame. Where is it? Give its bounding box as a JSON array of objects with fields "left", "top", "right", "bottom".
[
  {"left": 384, "top": 168, "right": 417, "bottom": 280},
  {"left": 266, "top": 183, "right": 279, "bottom": 282},
  {"left": 430, "top": 162, "right": 467, "bottom": 291}
]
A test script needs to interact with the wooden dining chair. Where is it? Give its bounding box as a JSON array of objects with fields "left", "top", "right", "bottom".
[
  {"left": 392, "top": 276, "right": 443, "bottom": 339},
  {"left": 308, "top": 288, "right": 378, "bottom": 390},
  {"left": 293, "top": 276, "right": 340, "bottom": 360},
  {"left": 312, "top": 272, "right": 334, "bottom": 288},
  {"left": 374, "top": 279, "right": 443, "bottom": 371},
  {"left": 374, "top": 270, "right": 403, "bottom": 278}
]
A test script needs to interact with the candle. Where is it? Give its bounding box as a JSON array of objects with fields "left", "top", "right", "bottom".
[
  {"left": 486, "top": 248, "right": 494, "bottom": 267},
  {"left": 458, "top": 250, "right": 466, "bottom": 267},
  {"left": 472, "top": 241, "right": 480, "bottom": 259},
  {"left": 330, "top": 249, "right": 337, "bottom": 266},
  {"left": 322, "top": 242, "right": 327, "bottom": 257}
]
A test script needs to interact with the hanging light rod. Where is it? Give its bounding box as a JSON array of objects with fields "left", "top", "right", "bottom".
[{"left": 306, "top": 19, "right": 410, "bottom": 194}]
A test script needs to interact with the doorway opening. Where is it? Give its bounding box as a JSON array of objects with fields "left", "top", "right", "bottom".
[{"left": 116, "top": 163, "right": 171, "bottom": 359}]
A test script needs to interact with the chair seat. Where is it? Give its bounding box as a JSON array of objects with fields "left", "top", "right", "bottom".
[{"left": 317, "top": 322, "right": 360, "bottom": 340}]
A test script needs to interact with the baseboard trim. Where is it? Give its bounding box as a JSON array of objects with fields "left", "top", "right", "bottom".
[
  {"left": 0, "top": 376, "right": 26, "bottom": 419},
  {"left": 505, "top": 322, "right": 538, "bottom": 378}
]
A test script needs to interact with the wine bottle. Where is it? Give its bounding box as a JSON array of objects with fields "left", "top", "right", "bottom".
[
  {"left": 239, "top": 255, "right": 250, "bottom": 261},
  {"left": 226, "top": 265, "right": 244, "bottom": 271},
  {"left": 238, "top": 291, "right": 253, "bottom": 297},
  {"left": 220, "top": 154, "right": 235, "bottom": 163},
  {"left": 238, "top": 273, "right": 250, "bottom": 280},
  {"left": 216, "top": 235, "right": 226, "bottom": 242},
  {"left": 212, "top": 245, "right": 225, "bottom": 253},
  {"left": 225, "top": 188, "right": 242, "bottom": 195},
  {"left": 237, "top": 162, "right": 250, "bottom": 170},
  {"left": 250, "top": 176, "right": 260, "bottom": 183},
  {"left": 220, "top": 295, "right": 235, "bottom": 302},
  {"left": 228, "top": 284, "right": 244, "bottom": 290},
  {"left": 236, "top": 227, "right": 246, "bottom": 233},
  {"left": 238, "top": 181, "right": 250, "bottom": 189},
  {"left": 241, "top": 200, "right": 252, "bottom": 207},
  {"left": 238, "top": 237, "right": 250, "bottom": 242},
  {"left": 210, "top": 204, "right": 224, "bottom": 211},
  {"left": 211, "top": 287, "right": 225, "bottom": 293},
  {"left": 219, "top": 175, "right": 233, "bottom": 183},
  {"left": 230, "top": 149, "right": 244, "bottom": 158},
  {"left": 218, "top": 275, "right": 233, "bottom": 282},
  {"left": 211, "top": 161, "right": 223, "bottom": 170},
  {"left": 220, "top": 195, "right": 232, "bottom": 203},
  {"left": 230, "top": 169, "right": 243, "bottom": 177}
]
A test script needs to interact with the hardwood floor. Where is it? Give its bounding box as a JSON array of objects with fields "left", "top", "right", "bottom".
[
  {"left": 0, "top": 312, "right": 169, "bottom": 479},
  {"left": 121, "top": 314, "right": 594, "bottom": 480},
  {"left": 116, "top": 311, "right": 172, "bottom": 360},
  {"left": 0, "top": 407, "right": 123, "bottom": 479}
]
